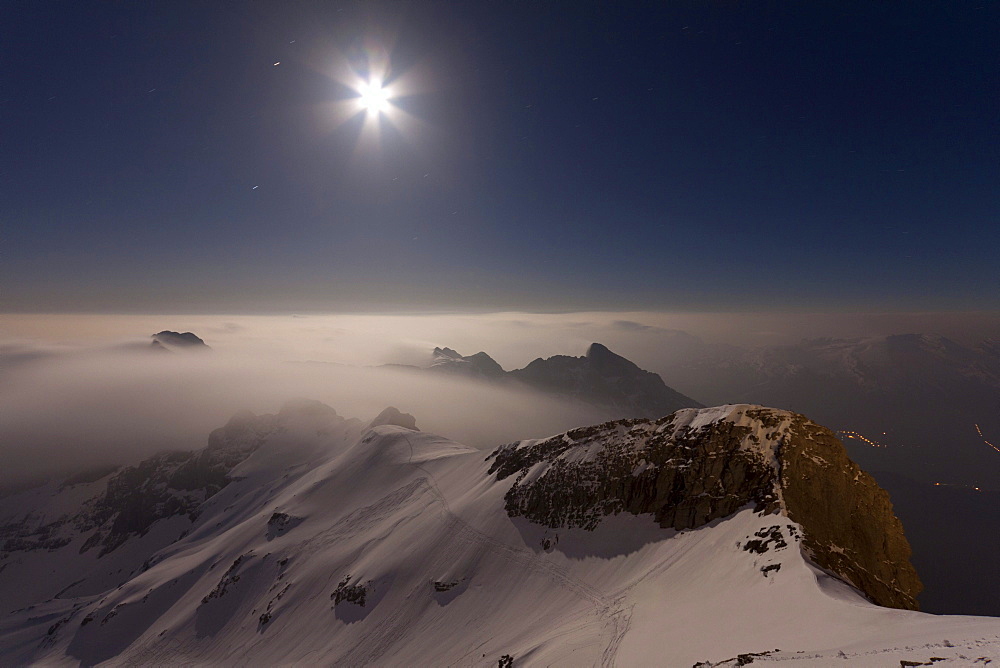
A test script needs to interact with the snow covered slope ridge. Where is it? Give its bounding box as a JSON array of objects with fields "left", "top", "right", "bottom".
[
  {"left": 2, "top": 403, "right": 999, "bottom": 666},
  {"left": 489, "top": 404, "right": 921, "bottom": 610}
]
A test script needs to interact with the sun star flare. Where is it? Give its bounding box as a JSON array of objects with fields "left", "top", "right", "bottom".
[{"left": 357, "top": 79, "right": 391, "bottom": 114}]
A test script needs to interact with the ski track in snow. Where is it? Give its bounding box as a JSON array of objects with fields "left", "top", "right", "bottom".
[
  {"left": 399, "top": 433, "right": 632, "bottom": 667},
  {"left": 4, "top": 407, "right": 1000, "bottom": 666}
]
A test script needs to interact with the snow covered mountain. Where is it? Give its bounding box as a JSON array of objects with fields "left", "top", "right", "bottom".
[{"left": 2, "top": 402, "right": 999, "bottom": 666}]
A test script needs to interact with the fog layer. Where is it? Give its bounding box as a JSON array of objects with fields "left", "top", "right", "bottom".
[
  {"left": 0, "top": 340, "right": 600, "bottom": 489},
  {"left": 2, "top": 310, "right": 997, "bottom": 490}
]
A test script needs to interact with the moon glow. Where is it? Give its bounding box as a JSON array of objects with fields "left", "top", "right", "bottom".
[{"left": 357, "top": 79, "right": 391, "bottom": 114}]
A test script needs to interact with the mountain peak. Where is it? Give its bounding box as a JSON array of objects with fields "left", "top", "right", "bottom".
[
  {"left": 585, "top": 342, "right": 613, "bottom": 358},
  {"left": 367, "top": 406, "right": 419, "bottom": 431},
  {"left": 151, "top": 330, "right": 209, "bottom": 349},
  {"left": 429, "top": 347, "right": 505, "bottom": 379},
  {"left": 510, "top": 343, "right": 702, "bottom": 418},
  {"left": 459, "top": 351, "right": 505, "bottom": 376},
  {"left": 585, "top": 342, "right": 640, "bottom": 371}
]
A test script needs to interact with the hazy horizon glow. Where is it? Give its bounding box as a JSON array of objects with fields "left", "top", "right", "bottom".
[
  {"left": 2, "top": 309, "right": 998, "bottom": 491},
  {"left": 3, "top": 309, "right": 998, "bottom": 360}
]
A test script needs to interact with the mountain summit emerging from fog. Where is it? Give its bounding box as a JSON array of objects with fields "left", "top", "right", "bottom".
[
  {"left": 150, "top": 331, "right": 210, "bottom": 351},
  {"left": 424, "top": 342, "right": 702, "bottom": 419}
]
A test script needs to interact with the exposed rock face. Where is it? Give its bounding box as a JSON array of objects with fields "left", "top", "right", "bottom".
[
  {"left": 487, "top": 404, "right": 921, "bottom": 610},
  {"left": 79, "top": 408, "right": 282, "bottom": 555},
  {"left": 508, "top": 342, "right": 702, "bottom": 418},
  {"left": 778, "top": 416, "right": 923, "bottom": 611},
  {"left": 332, "top": 576, "right": 368, "bottom": 607},
  {"left": 151, "top": 331, "right": 209, "bottom": 349},
  {"left": 488, "top": 413, "right": 777, "bottom": 532}
]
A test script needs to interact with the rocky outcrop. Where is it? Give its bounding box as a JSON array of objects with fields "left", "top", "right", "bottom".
[
  {"left": 488, "top": 414, "right": 777, "bottom": 532},
  {"left": 487, "top": 404, "right": 921, "bottom": 610}
]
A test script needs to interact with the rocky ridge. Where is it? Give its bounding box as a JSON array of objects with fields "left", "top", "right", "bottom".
[{"left": 488, "top": 403, "right": 921, "bottom": 610}]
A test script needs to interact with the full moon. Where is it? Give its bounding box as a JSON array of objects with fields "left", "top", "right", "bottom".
[{"left": 357, "top": 79, "right": 391, "bottom": 114}]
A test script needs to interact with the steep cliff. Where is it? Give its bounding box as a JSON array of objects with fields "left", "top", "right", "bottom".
[{"left": 488, "top": 404, "right": 921, "bottom": 610}]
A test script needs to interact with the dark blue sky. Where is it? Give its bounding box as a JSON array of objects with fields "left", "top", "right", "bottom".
[{"left": 4, "top": 1, "right": 998, "bottom": 313}]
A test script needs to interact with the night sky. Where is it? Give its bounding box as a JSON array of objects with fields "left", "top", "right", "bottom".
[{"left": 4, "top": 2, "right": 998, "bottom": 313}]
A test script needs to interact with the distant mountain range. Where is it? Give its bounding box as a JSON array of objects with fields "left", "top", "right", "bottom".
[
  {"left": 412, "top": 342, "right": 702, "bottom": 420},
  {"left": 408, "top": 334, "right": 1000, "bottom": 481},
  {"left": 6, "top": 402, "right": 997, "bottom": 665}
]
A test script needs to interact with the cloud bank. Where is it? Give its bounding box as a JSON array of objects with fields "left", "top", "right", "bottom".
[{"left": 2, "top": 310, "right": 997, "bottom": 490}]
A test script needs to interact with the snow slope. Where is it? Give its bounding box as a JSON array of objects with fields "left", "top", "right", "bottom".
[{"left": 2, "top": 404, "right": 999, "bottom": 666}]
